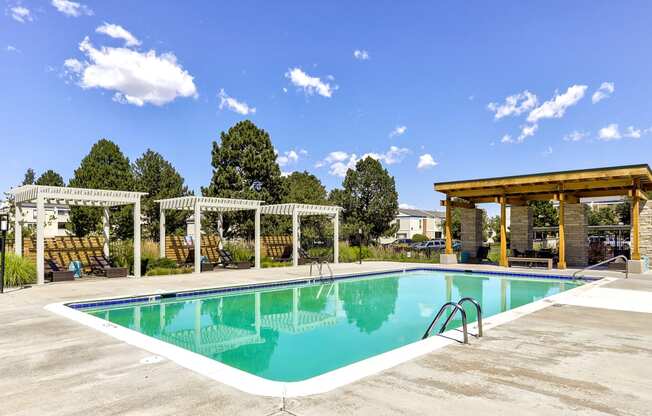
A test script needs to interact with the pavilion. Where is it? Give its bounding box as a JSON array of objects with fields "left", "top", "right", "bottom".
[
  {"left": 157, "top": 196, "right": 263, "bottom": 271},
  {"left": 260, "top": 203, "right": 342, "bottom": 267},
  {"left": 434, "top": 164, "right": 652, "bottom": 272},
  {"left": 7, "top": 185, "right": 147, "bottom": 284}
]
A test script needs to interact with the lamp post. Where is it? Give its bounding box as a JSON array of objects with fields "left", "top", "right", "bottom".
[
  {"left": 0, "top": 214, "right": 8, "bottom": 294},
  {"left": 358, "top": 228, "right": 363, "bottom": 265}
]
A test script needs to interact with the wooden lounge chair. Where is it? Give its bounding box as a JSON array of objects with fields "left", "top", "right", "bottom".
[
  {"left": 218, "top": 249, "right": 251, "bottom": 269},
  {"left": 45, "top": 259, "right": 75, "bottom": 282},
  {"left": 465, "top": 246, "right": 490, "bottom": 264},
  {"left": 272, "top": 246, "right": 293, "bottom": 263},
  {"left": 89, "top": 255, "right": 129, "bottom": 278}
]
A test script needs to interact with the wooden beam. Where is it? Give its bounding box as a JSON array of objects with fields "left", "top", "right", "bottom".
[
  {"left": 435, "top": 165, "right": 651, "bottom": 192},
  {"left": 558, "top": 193, "right": 566, "bottom": 269},
  {"left": 444, "top": 197, "right": 453, "bottom": 255},
  {"left": 629, "top": 189, "right": 649, "bottom": 201},
  {"left": 499, "top": 196, "right": 508, "bottom": 267},
  {"left": 440, "top": 199, "right": 475, "bottom": 209}
]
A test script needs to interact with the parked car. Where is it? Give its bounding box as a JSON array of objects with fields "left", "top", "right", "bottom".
[{"left": 415, "top": 239, "right": 446, "bottom": 251}]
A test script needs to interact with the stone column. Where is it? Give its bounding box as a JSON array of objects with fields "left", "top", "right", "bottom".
[
  {"left": 510, "top": 205, "right": 533, "bottom": 253},
  {"left": 563, "top": 203, "right": 588, "bottom": 267},
  {"left": 633, "top": 199, "right": 652, "bottom": 259},
  {"left": 460, "top": 208, "right": 483, "bottom": 254}
]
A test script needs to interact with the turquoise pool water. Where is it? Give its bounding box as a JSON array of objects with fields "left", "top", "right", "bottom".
[{"left": 82, "top": 270, "right": 582, "bottom": 382}]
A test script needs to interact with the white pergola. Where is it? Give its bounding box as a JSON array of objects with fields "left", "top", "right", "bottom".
[
  {"left": 259, "top": 203, "right": 341, "bottom": 267},
  {"left": 156, "top": 196, "right": 263, "bottom": 271},
  {"left": 6, "top": 185, "right": 147, "bottom": 284}
]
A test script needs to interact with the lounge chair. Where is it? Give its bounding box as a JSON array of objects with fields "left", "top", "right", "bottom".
[
  {"left": 464, "top": 246, "right": 490, "bottom": 264},
  {"left": 45, "top": 259, "right": 75, "bottom": 282},
  {"left": 299, "top": 247, "right": 325, "bottom": 264},
  {"left": 272, "top": 246, "right": 293, "bottom": 263},
  {"left": 89, "top": 255, "right": 129, "bottom": 278},
  {"left": 218, "top": 249, "right": 251, "bottom": 269}
]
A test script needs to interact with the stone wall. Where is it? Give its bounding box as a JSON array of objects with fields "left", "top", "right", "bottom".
[
  {"left": 563, "top": 203, "right": 588, "bottom": 267},
  {"left": 461, "top": 208, "right": 483, "bottom": 254},
  {"left": 633, "top": 199, "right": 652, "bottom": 258},
  {"left": 510, "top": 206, "right": 533, "bottom": 253}
]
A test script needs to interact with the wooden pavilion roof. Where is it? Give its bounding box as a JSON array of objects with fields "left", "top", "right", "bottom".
[{"left": 434, "top": 164, "right": 652, "bottom": 205}]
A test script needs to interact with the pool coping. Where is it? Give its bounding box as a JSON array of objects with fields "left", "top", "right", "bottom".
[{"left": 44, "top": 267, "right": 613, "bottom": 398}]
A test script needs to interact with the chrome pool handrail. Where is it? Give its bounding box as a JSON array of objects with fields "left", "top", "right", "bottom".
[
  {"left": 422, "top": 301, "right": 468, "bottom": 344},
  {"left": 572, "top": 255, "right": 629, "bottom": 280}
]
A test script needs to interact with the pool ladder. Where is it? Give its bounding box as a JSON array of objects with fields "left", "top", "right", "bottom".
[
  {"left": 422, "top": 297, "right": 483, "bottom": 344},
  {"left": 572, "top": 255, "right": 629, "bottom": 280},
  {"left": 309, "top": 260, "right": 333, "bottom": 281}
]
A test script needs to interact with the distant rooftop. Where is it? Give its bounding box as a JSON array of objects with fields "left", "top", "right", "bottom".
[{"left": 398, "top": 208, "right": 444, "bottom": 218}]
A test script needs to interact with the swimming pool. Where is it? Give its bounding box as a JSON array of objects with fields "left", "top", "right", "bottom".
[{"left": 68, "top": 269, "right": 583, "bottom": 387}]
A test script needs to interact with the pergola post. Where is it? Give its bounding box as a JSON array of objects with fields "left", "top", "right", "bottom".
[
  {"left": 14, "top": 203, "right": 22, "bottom": 256},
  {"left": 292, "top": 207, "right": 299, "bottom": 267},
  {"left": 558, "top": 193, "right": 566, "bottom": 269},
  {"left": 36, "top": 195, "right": 45, "bottom": 285},
  {"left": 159, "top": 207, "right": 166, "bottom": 258},
  {"left": 333, "top": 211, "right": 339, "bottom": 264},
  {"left": 218, "top": 212, "right": 224, "bottom": 249},
  {"left": 499, "top": 196, "right": 508, "bottom": 267},
  {"left": 194, "top": 201, "right": 202, "bottom": 273},
  {"left": 444, "top": 197, "right": 453, "bottom": 255},
  {"left": 102, "top": 207, "right": 110, "bottom": 258},
  {"left": 134, "top": 199, "right": 141, "bottom": 278},
  {"left": 254, "top": 207, "right": 261, "bottom": 269}
]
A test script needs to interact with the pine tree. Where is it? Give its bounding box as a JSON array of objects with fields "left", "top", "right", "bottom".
[
  {"left": 22, "top": 168, "right": 35, "bottom": 185},
  {"left": 133, "top": 149, "right": 191, "bottom": 240},
  {"left": 68, "top": 139, "right": 135, "bottom": 238},
  {"left": 35, "top": 170, "right": 64, "bottom": 186}
]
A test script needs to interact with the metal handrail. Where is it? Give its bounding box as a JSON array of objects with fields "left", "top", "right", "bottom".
[
  {"left": 422, "top": 301, "right": 469, "bottom": 344},
  {"left": 458, "top": 297, "right": 483, "bottom": 337},
  {"left": 309, "top": 260, "right": 333, "bottom": 281},
  {"left": 572, "top": 255, "right": 629, "bottom": 279}
]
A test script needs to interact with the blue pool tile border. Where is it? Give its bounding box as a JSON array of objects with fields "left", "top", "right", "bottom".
[{"left": 67, "top": 266, "right": 598, "bottom": 310}]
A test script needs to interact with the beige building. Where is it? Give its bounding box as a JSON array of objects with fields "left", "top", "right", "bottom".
[
  {"left": 3, "top": 201, "right": 72, "bottom": 238},
  {"left": 392, "top": 208, "right": 445, "bottom": 241}
]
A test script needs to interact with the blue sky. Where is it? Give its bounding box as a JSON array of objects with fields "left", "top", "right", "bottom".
[{"left": 1, "top": 1, "right": 651, "bottom": 214}]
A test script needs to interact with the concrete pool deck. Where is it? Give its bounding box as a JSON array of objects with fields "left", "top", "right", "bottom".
[{"left": 1, "top": 262, "right": 651, "bottom": 415}]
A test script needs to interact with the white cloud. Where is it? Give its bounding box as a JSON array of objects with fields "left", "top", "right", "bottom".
[
  {"left": 624, "top": 126, "right": 641, "bottom": 139},
  {"left": 598, "top": 123, "right": 621, "bottom": 141},
  {"left": 527, "top": 85, "right": 587, "bottom": 124},
  {"left": 353, "top": 49, "right": 370, "bottom": 60},
  {"left": 592, "top": 82, "right": 615, "bottom": 104},
  {"left": 218, "top": 89, "right": 256, "bottom": 115},
  {"left": 6, "top": 45, "right": 20, "bottom": 53},
  {"left": 517, "top": 123, "right": 538, "bottom": 142},
  {"left": 63, "top": 58, "right": 84, "bottom": 73},
  {"left": 9, "top": 6, "right": 33, "bottom": 23},
  {"left": 96, "top": 23, "right": 141, "bottom": 47},
  {"left": 542, "top": 146, "right": 553, "bottom": 157},
  {"left": 399, "top": 203, "right": 416, "bottom": 209},
  {"left": 487, "top": 90, "right": 538, "bottom": 120},
  {"left": 277, "top": 150, "right": 299, "bottom": 167},
  {"left": 417, "top": 153, "right": 437, "bottom": 170},
  {"left": 51, "top": 0, "right": 93, "bottom": 17},
  {"left": 389, "top": 125, "right": 407, "bottom": 138},
  {"left": 500, "top": 134, "right": 513, "bottom": 144},
  {"left": 563, "top": 130, "right": 589, "bottom": 142},
  {"left": 320, "top": 147, "right": 409, "bottom": 177},
  {"left": 285, "top": 67, "right": 335, "bottom": 97},
  {"left": 65, "top": 36, "right": 197, "bottom": 106}
]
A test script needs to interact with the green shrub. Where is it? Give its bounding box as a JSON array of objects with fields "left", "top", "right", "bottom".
[
  {"left": 3, "top": 253, "right": 36, "bottom": 287},
  {"left": 337, "top": 243, "right": 372, "bottom": 263},
  {"left": 224, "top": 242, "right": 254, "bottom": 262},
  {"left": 146, "top": 267, "right": 192, "bottom": 276},
  {"left": 148, "top": 257, "right": 178, "bottom": 270},
  {"left": 411, "top": 234, "right": 428, "bottom": 243}
]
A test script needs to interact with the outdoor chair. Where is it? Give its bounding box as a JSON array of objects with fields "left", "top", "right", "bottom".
[
  {"left": 89, "top": 255, "right": 129, "bottom": 278},
  {"left": 44, "top": 259, "right": 75, "bottom": 282},
  {"left": 299, "top": 247, "right": 325, "bottom": 265},
  {"left": 272, "top": 246, "right": 293, "bottom": 263},
  {"left": 464, "top": 246, "right": 490, "bottom": 264},
  {"left": 218, "top": 249, "right": 251, "bottom": 269}
]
